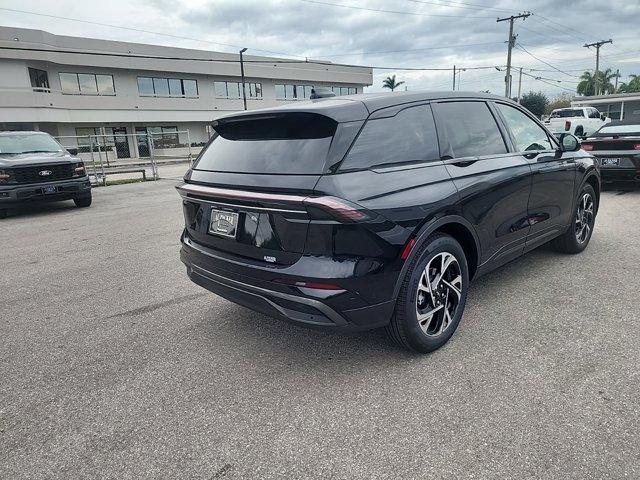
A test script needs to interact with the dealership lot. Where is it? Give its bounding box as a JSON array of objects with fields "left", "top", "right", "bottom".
[{"left": 1, "top": 180, "right": 639, "bottom": 479}]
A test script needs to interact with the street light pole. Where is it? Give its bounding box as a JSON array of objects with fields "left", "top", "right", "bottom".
[
  {"left": 239, "top": 47, "right": 248, "bottom": 110},
  {"left": 517, "top": 67, "right": 523, "bottom": 103}
]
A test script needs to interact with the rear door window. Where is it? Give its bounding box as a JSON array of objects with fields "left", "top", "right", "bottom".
[
  {"left": 434, "top": 101, "right": 507, "bottom": 158},
  {"left": 339, "top": 104, "right": 440, "bottom": 171},
  {"left": 194, "top": 113, "right": 337, "bottom": 174},
  {"left": 496, "top": 103, "right": 555, "bottom": 152}
]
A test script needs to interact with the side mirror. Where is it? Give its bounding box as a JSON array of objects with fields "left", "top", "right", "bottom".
[
  {"left": 558, "top": 133, "right": 580, "bottom": 152},
  {"left": 67, "top": 148, "right": 78, "bottom": 156}
]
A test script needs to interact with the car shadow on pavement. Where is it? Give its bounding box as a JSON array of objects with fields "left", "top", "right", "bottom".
[{"left": 3, "top": 201, "right": 79, "bottom": 219}]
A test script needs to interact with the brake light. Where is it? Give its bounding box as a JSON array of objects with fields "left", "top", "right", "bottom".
[
  {"left": 401, "top": 238, "right": 416, "bottom": 260},
  {"left": 565, "top": 121, "right": 571, "bottom": 131},
  {"left": 303, "top": 196, "right": 370, "bottom": 222},
  {"left": 581, "top": 143, "right": 594, "bottom": 151}
]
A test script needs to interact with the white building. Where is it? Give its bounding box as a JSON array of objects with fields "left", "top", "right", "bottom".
[
  {"left": 0, "top": 26, "right": 372, "bottom": 159},
  {"left": 572, "top": 92, "right": 640, "bottom": 121}
]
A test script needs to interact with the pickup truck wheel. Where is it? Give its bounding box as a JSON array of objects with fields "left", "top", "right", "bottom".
[{"left": 74, "top": 194, "right": 92, "bottom": 208}]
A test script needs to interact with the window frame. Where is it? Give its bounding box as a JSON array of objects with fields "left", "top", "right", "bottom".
[
  {"left": 138, "top": 76, "right": 199, "bottom": 98},
  {"left": 28, "top": 67, "right": 50, "bottom": 92},
  {"left": 492, "top": 100, "right": 559, "bottom": 153},
  {"left": 431, "top": 99, "right": 510, "bottom": 161},
  {"left": 59, "top": 72, "right": 116, "bottom": 96}
]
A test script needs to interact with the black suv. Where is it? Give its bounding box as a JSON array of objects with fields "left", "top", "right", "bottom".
[
  {"left": 0, "top": 131, "right": 92, "bottom": 218},
  {"left": 178, "top": 92, "right": 599, "bottom": 353}
]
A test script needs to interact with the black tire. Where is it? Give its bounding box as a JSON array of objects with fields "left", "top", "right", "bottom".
[
  {"left": 74, "top": 195, "right": 92, "bottom": 208},
  {"left": 552, "top": 184, "right": 597, "bottom": 254},
  {"left": 386, "top": 233, "right": 470, "bottom": 353}
]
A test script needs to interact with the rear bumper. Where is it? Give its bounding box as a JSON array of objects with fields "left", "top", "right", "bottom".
[
  {"left": 0, "top": 176, "right": 91, "bottom": 205},
  {"left": 600, "top": 167, "right": 638, "bottom": 182},
  {"left": 180, "top": 232, "right": 395, "bottom": 332}
]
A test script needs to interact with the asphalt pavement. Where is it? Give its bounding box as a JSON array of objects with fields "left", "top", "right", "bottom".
[{"left": 1, "top": 179, "right": 639, "bottom": 479}]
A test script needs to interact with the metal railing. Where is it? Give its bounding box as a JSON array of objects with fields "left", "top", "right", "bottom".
[{"left": 55, "top": 129, "right": 201, "bottom": 185}]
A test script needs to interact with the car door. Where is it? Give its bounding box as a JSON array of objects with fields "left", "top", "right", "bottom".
[
  {"left": 493, "top": 101, "right": 576, "bottom": 252},
  {"left": 432, "top": 100, "right": 532, "bottom": 272}
]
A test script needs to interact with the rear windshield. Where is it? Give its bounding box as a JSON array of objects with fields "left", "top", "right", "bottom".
[
  {"left": 594, "top": 124, "right": 640, "bottom": 136},
  {"left": 550, "top": 109, "right": 584, "bottom": 118},
  {"left": 194, "top": 113, "right": 337, "bottom": 174}
]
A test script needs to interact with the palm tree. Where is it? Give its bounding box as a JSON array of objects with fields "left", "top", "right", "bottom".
[
  {"left": 576, "top": 69, "right": 618, "bottom": 96},
  {"left": 619, "top": 74, "right": 640, "bottom": 93},
  {"left": 382, "top": 75, "right": 405, "bottom": 92}
]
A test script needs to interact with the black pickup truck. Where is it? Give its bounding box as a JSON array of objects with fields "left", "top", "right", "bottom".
[{"left": 0, "top": 131, "right": 92, "bottom": 218}]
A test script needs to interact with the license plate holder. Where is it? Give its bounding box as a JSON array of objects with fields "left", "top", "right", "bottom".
[
  {"left": 42, "top": 185, "right": 58, "bottom": 194},
  {"left": 602, "top": 158, "right": 620, "bottom": 166},
  {"left": 209, "top": 208, "right": 239, "bottom": 238}
]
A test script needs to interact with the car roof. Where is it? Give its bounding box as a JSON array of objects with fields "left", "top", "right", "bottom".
[{"left": 215, "top": 91, "right": 513, "bottom": 123}]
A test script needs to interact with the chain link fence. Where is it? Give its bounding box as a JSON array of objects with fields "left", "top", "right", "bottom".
[{"left": 55, "top": 129, "right": 201, "bottom": 185}]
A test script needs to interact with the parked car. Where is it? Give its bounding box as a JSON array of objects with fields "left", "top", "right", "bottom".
[
  {"left": 581, "top": 120, "right": 640, "bottom": 182},
  {"left": 177, "top": 92, "right": 600, "bottom": 353},
  {"left": 0, "top": 131, "right": 92, "bottom": 218},
  {"left": 544, "top": 106, "right": 610, "bottom": 137}
]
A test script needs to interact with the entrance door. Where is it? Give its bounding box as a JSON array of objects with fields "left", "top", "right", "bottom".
[
  {"left": 135, "top": 127, "right": 150, "bottom": 157},
  {"left": 112, "top": 127, "right": 130, "bottom": 158}
]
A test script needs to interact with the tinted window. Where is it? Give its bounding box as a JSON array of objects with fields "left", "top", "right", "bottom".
[
  {"left": 28, "top": 68, "right": 49, "bottom": 91},
  {"left": 340, "top": 105, "right": 439, "bottom": 171},
  {"left": 588, "top": 108, "right": 601, "bottom": 119},
  {"left": 194, "top": 113, "right": 337, "bottom": 174},
  {"left": 436, "top": 102, "right": 507, "bottom": 158},
  {"left": 497, "top": 103, "right": 554, "bottom": 152}
]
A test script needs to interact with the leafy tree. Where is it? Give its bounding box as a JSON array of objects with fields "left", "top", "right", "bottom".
[
  {"left": 382, "top": 75, "right": 405, "bottom": 92},
  {"left": 619, "top": 75, "right": 640, "bottom": 93},
  {"left": 520, "top": 91, "right": 549, "bottom": 118},
  {"left": 545, "top": 93, "right": 573, "bottom": 115},
  {"left": 576, "top": 69, "right": 618, "bottom": 96}
]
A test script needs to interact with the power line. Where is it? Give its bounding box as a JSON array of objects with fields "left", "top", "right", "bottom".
[
  {"left": 497, "top": 12, "right": 531, "bottom": 97},
  {"left": 298, "top": 0, "right": 494, "bottom": 18},
  {"left": 401, "top": 0, "right": 513, "bottom": 13},
  {"left": 515, "top": 43, "right": 580, "bottom": 78},
  {"left": 319, "top": 41, "right": 505, "bottom": 58}
]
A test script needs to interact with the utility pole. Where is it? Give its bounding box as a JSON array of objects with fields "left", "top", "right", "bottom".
[
  {"left": 614, "top": 68, "right": 620, "bottom": 93},
  {"left": 452, "top": 65, "right": 456, "bottom": 91},
  {"left": 583, "top": 39, "right": 612, "bottom": 96},
  {"left": 517, "top": 67, "right": 523, "bottom": 103},
  {"left": 239, "top": 47, "right": 248, "bottom": 110},
  {"left": 497, "top": 12, "right": 531, "bottom": 98}
]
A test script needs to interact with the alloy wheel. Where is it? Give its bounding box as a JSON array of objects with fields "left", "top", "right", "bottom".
[
  {"left": 415, "top": 252, "right": 463, "bottom": 337},
  {"left": 575, "top": 193, "right": 594, "bottom": 244}
]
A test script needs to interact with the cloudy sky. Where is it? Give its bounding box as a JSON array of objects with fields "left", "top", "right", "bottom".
[{"left": 1, "top": 0, "right": 639, "bottom": 98}]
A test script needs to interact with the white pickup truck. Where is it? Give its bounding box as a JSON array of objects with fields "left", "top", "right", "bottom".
[{"left": 543, "top": 107, "right": 611, "bottom": 137}]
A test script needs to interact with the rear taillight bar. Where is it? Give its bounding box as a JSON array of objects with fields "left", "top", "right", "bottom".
[{"left": 176, "top": 184, "right": 371, "bottom": 223}]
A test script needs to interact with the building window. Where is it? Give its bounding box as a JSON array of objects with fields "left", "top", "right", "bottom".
[
  {"left": 144, "top": 126, "right": 180, "bottom": 148},
  {"left": 332, "top": 86, "right": 357, "bottom": 96},
  {"left": 214, "top": 81, "right": 260, "bottom": 99},
  {"left": 28, "top": 68, "right": 49, "bottom": 93},
  {"left": 59, "top": 73, "right": 115, "bottom": 95},
  {"left": 275, "top": 83, "right": 313, "bottom": 100},
  {"left": 138, "top": 77, "right": 199, "bottom": 97}
]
